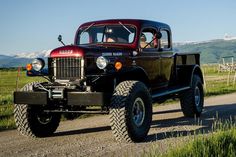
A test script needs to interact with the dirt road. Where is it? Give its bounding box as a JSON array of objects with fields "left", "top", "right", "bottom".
[{"left": 1, "top": 93, "right": 236, "bottom": 157}]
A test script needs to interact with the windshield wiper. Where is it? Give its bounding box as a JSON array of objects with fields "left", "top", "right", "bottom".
[
  {"left": 119, "top": 21, "right": 132, "bottom": 34},
  {"left": 79, "top": 23, "right": 95, "bottom": 36}
]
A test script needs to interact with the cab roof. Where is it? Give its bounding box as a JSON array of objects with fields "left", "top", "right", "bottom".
[{"left": 79, "top": 19, "right": 171, "bottom": 31}]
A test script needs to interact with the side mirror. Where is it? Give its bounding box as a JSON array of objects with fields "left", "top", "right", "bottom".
[
  {"left": 58, "top": 35, "right": 65, "bottom": 46},
  {"left": 156, "top": 32, "right": 162, "bottom": 39},
  {"left": 58, "top": 35, "right": 62, "bottom": 42}
]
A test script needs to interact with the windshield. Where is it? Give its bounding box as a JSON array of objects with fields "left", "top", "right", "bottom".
[{"left": 76, "top": 24, "right": 136, "bottom": 45}]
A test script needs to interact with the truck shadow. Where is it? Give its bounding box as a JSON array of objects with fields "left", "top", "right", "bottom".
[
  {"left": 53, "top": 126, "right": 111, "bottom": 137},
  {"left": 146, "top": 103, "right": 236, "bottom": 142}
]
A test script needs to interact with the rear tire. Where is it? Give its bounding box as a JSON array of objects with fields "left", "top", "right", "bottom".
[
  {"left": 109, "top": 81, "right": 152, "bottom": 142},
  {"left": 14, "top": 82, "right": 61, "bottom": 137},
  {"left": 180, "top": 75, "right": 204, "bottom": 117}
]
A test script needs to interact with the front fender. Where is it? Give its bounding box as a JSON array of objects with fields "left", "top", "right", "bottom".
[{"left": 115, "top": 66, "right": 150, "bottom": 87}]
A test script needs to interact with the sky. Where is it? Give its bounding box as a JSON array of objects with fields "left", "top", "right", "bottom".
[{"left": 0, "top": 0, "right": 236, "bottom": 55}]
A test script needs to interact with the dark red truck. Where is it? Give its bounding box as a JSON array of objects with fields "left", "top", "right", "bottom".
[{"left": 14, "top": 19, "right": 204, "bottom": 142}]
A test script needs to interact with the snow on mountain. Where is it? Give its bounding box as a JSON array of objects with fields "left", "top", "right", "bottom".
[
  {"left": 224, "top": 33, "right": 236, "bottom": 41},
  {"left": 173, "top": 39, "right": 219, "bottom": 46},
  {"left": 174, "top": 34, "right": 236, "bottom": 46},
  {"left": 0, "top": 50, "right": 52, "bottom": 67},
  {"left": 14, "top": 49, "right": 52, "bottom": 58}
]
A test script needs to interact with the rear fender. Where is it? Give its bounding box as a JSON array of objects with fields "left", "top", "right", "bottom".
[
  {"left": 177, "top": 65, "right": 203, "bottom": 87},
  {"left": 191, "top": 65, "right": 204, "bottom": 84}
]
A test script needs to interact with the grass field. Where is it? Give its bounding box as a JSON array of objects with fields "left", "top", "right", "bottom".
[
  {"left": 0, "top": 68, "right": 45, "bottom": 130},
  {"left": 202, "top": 64, "right": 236, "bottom": 96},
  {"left": 0, "top": 65, "right": 236, "bottom": 130},
  {"left": 164, "top": 129, "right": 236, "bottom": 157},
  {"left": 146, "top": 119, "right": 236, "bottom": 157}
]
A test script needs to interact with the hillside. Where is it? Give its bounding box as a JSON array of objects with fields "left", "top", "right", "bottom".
[
  {"left": 0, "top": 50, "right": 51, "bottom": 68},
  {"left": 0, "top": 55, "right": 31, "bottom": 68},
  {"left": 174, "top": 39, "right": 236, "bottom": 64}
]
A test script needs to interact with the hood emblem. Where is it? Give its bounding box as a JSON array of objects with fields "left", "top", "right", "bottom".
[{"left": 59, "top": 50, "right": 73, "bottom": 54}]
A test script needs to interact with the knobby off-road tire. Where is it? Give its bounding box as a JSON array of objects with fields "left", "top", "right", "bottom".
[
  {"left": 109, "top": 81, "right": 152, "bottom": 142},
  {"left": 14, "top": 82, "right": 61, "bottom": 137},
  {"left": 180, "top": 75, "right": 204, "bottom": 117}
]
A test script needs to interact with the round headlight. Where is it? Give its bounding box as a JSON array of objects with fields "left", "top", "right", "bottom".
[
  {"left": 96, "top": 56, "right": 108, "bottom": 69},
  {"left": 32, "top": 58, "right": 45, "bottom": 71}
]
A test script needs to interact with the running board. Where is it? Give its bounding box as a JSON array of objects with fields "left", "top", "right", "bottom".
[{"left": 151, "top": 86, "right": 190, "bottom": 100}]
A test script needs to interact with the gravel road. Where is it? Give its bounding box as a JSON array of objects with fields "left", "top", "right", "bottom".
[{"left": 1, "top": 93, "right": 236, "bottom": 157}]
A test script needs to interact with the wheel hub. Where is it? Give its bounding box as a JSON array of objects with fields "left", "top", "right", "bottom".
[
  {"left": 132, "top": 97, "right": 145, "bottom": 127},
  {"left": 37, "top": 112, "right": 52, "bottom": 125}
]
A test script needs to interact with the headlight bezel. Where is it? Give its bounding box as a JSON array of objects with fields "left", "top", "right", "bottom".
[
  {"left": 96, "top": 56, "right": 108, "bottom": 70},
  {"left": 31, "top": 58, "right": 45, "bottom": 71}
]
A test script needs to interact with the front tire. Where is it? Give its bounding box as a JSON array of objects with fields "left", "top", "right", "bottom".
[
  {"left": 180, "top": 75, "right": 204, "bottom": 117},
  {"left": 14, "top": 82, "right": 61, "bottom": 137},
  {"left": 109, "top": 81, "right": 152, "bottom": 142}
]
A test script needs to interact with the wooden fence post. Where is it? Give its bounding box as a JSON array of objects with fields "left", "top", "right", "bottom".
[
  {"left": 233, "top": 71, "right": 236, "bottom": 87},
  {"left": 15, "top": 66, "right": 21, "bottom": 91},
  {"left": 227, "top": 70, "right": 231, "bottom": 86}
]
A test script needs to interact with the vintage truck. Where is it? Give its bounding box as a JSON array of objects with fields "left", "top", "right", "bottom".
[{"left": 14, "top": 19, "right": 204, "bottom": 142}]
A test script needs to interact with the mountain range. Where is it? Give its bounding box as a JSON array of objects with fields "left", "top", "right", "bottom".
[
  {"left": 0, "top": 50, "right": 51, "bottom": 68},
  {"left": 1, "top": 39, "right": 236, "bottom": 67}
]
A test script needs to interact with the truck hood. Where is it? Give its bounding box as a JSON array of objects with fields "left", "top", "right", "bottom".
[
  {"left": 50, "top": 45, "right": 84, "bottom": 58},
  {"left": 50, "top": 45, "right": 134, "bottom": 58}
]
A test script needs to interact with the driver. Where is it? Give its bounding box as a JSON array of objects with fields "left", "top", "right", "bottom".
[
  {"left": 106, "top": 28, "right": 117, "bottom": 42},
  {"left": 140, "top": 33, "right": 150, "bottom": 48},
  {"left": 106, "top": 35, "right": 116, "bottom": 42}
]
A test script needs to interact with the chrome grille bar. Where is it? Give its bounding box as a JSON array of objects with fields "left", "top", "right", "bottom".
[{"left": 49, "top": 57, "right": 83, "bottom": 80}]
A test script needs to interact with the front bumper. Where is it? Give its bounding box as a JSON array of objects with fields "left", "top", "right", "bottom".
[{"left": 14, "top": 91, "right": 111, "bottom": 106}]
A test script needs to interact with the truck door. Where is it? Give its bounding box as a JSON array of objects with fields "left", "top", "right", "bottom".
[
  {"left": 135, "top": 28, "right": 163, "bottom": 89},
  {"left": 159, "top": 29, "right": 174, "bottom": 87}
]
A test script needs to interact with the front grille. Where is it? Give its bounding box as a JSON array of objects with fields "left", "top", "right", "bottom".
[{"left": 49, "top": 57, "right": 84, "bottom": 80}]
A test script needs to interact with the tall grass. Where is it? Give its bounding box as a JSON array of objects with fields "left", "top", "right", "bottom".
[
  {"left": 145, "top": 117, "right": 236, "bottom": 157},
  {"left": 161, "top": 129, "right": 236, "bottom": 157}
]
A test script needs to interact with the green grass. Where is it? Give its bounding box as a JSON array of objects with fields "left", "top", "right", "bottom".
[
  {"left": 0, "top": 69, "right": 45, "bottom": 131},
  {"left": 0, "top": 105, "right": 15, "bottom": 130},
  {"left": 159, "top": 128, "right": 236, "bottom": 157},
  {"left": 145, "top": 118, "right": 236, "bottom": 157},
  {"left": 0, "top": 65, "right": 236, "bottom": 130}
]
